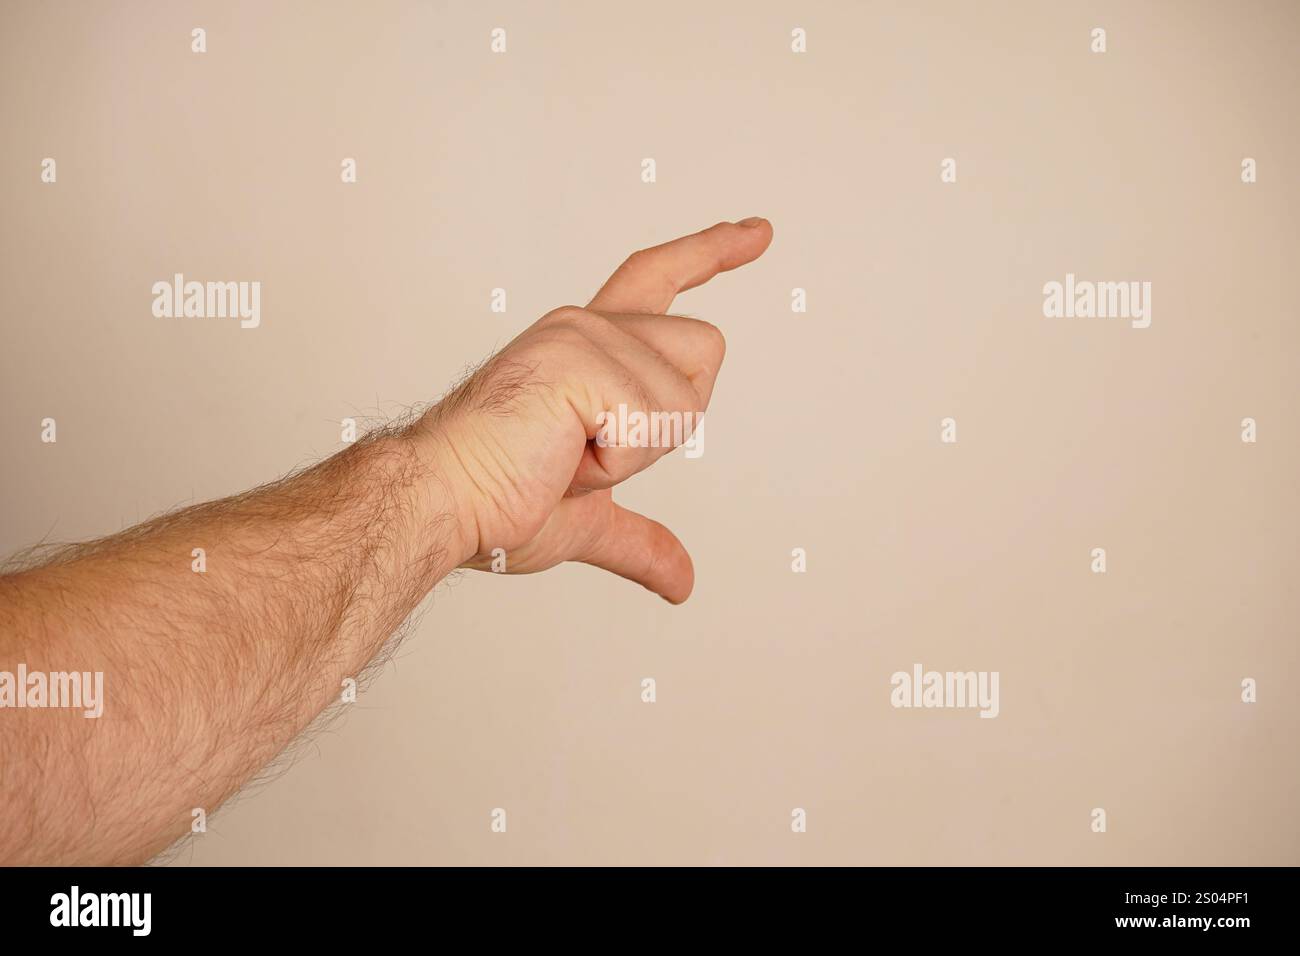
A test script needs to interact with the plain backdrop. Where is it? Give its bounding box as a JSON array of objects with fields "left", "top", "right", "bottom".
[{"left": 1, "top": 0, "right": 1297, "bottom": 864}]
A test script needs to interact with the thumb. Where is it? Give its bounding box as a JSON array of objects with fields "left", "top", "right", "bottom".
[{"left": 578, "top": 504, "right": 695, "bottom": 604}]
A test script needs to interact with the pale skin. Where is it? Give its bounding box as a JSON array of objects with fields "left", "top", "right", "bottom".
[{"left": 0, "top": 218, "right": 773, "bottom": 865}]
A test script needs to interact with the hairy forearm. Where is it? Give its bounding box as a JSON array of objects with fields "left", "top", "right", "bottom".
[
  {"left": 0, "top": 423, "right": 466, "bottom": 865},
  {"left": 0, "top": 219, "right": 769, "bottom": 866}
]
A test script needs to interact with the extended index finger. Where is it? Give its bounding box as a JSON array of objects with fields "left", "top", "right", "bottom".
[{"left": 587, "top": 218, "right": 773, "bottom": 314}]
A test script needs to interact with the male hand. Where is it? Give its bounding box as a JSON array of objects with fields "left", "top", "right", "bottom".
[
  {"left": 424, "top": 218, "right": 773, "bottom": 603},
  {"left": 0, "top": 217, "right": 772, "bottom": 864}
]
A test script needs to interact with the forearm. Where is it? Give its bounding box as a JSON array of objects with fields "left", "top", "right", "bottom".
[
  {"left": 0, "top": 218, "right": 769, "bottom": 866},
  {"left": 0, "top": 423, "right": 467, "bottom": 865}
]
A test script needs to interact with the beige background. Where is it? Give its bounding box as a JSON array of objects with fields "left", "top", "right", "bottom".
[{"left": 1, "top": 0, "right": 1297, "bottom": 865}]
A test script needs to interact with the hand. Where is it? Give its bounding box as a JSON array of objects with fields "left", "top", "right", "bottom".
[{"left": 421, "top": 218, "right": 773, "bottom": 603}]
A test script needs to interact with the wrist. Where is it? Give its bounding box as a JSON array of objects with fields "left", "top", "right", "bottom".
[{"left": 400, "top": 412, "right": 481, "bottom": 566}]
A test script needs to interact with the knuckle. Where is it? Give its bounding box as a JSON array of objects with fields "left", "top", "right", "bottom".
[
  {"left": 540, "top": 304, "right": 588, "bottom": 327},
  {"left": 530, "top": 310, "right": 610, "bottom": 367},
  {"left": 619, "top": 248, "right": 655, "bottom": 275},
  {"left": 537, "top": 306, "right": 613, "bottom": 347},
  {"left": 697, "top": 319, "right": 726, "bottom": 359}
]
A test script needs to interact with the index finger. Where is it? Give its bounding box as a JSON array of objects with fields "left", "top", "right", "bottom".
[{"left": 587, "top": 218, "right": 773, "bottom": 314}]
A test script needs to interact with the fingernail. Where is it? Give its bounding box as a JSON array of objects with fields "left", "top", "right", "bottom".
[{"left": 736, "top": 216, "right": 765, "bottom": 228}]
